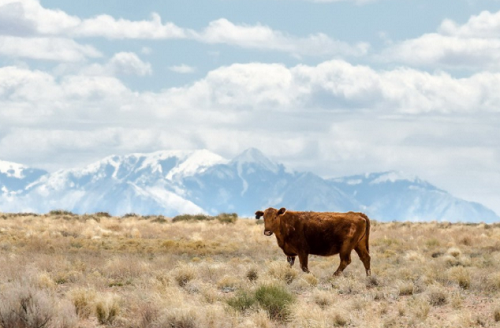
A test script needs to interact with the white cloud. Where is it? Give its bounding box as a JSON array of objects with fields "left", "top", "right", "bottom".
[
  {"left": 439, "top": 10, "right": 500, "bottom": 39},
  {"left": 0, "top": 1, "right": 367, "bottom": 58},
  {"left": 1, "top": 61, "right": 499, "bottom": 214},
  {"left": 0, "top": 0, "right": 187, "bottom": 39},
  {"left": 73, "top": 13, "right": 187, "bottom": 39},
  {"left": 80, "top": 52, "right": 152, "bottom": 77},
  {"left": 162, "top": 60, "right": 500, "bottom": 114},
  {"left": 107, "top": 52, "right": 152, "bottom": 76},
  {"left": 0, "top": 35, "right": 101, "bottom": 61},
  {"left": 169, "top": 64, "right": 196, "bottom": 74},
  {"left": 384, "top": 9, "right": 500, "bottom": 69},
  {"left": 196, "top": 18, "right": 369, "bottom": 57}
]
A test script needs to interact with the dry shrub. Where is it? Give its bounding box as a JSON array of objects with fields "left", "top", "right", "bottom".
[
  {"left": 95, "top": 294, "right": 120, "bottom": 325},
  {"left": 334, "top": 276, "right": 365, "bottom": 295},
  {"left": 447, "top": 266, "right": 471, "bottom": 289},
  {"left": 331, "top": 311, "right": 349, "bottom": 327},
  {"left": 36, "top": 272, "right": 56, "bottom": 290},
  {"left": 217, "top": 275, "right": 240, "bottom": 291},
  {"left": 302, "top": 273, "right": 318, "bottom": 287},
  {"left": 408, "top": 297, "right": 430, "bottom": 321},
  {"left": 365, "top": 274, "right": 381, "bottom": 288},
  {"left": 0, "top": 283, "right": 55, "bottom": 328},
  {"left": 246, "top": 267, "right": 259, "bottom": 282},
  {"left": 485, "top": 272, "right": 500, "bottom": 292},
  {"left": 290, "top": 303, "right": 328, "bottom": 328},
  {"left": 53, "top": 300, "right": 78, "bottom": 328},
  {"left": 447, "top": 247, "right": 462, "bottom": 258},
  {"left": 396, "top": 280, "right": 414, "bottom": 296},
  {"left": 173, "top": 264, "right": 196, "bottom": 287},
  {"left": 427, "top": 285, "right": 448, "bottom": 306},
  {"left": 312, "top": 290, "right": 334, "bottom": 309},
  {"left": 155, "top": 309, "right": 198, "bottom": 328},
  {"left": 137, "top": 303, "right": 160, "bottom": 328},
  {"left": 494, "top": 306, "right": 500, "bottom": 322},
  {"left": 69, "top": 288, "right": 96, "bottom": 319},
  {"left": 267, "top": 262, "right": 297, "bottom": 284}
]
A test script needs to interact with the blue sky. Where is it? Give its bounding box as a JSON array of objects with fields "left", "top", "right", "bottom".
[{"left": 1, "top": 0, "right": 500, "bottom": 214}]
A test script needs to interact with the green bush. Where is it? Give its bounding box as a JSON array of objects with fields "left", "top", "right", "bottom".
[
  {"left": 255, "top": 284, "right": 295, "bottom": 322},
  {"left": 227, "top": 291, "right": 256, "bottom": 312},
  {"left": 94, "top": 212, "right": 111, "bottom": 218},
  {"left": 49, "top": 209, "right": 74, "bottom": 216},
  {"left": 216, "top": 213, "right": 238, "bottom": 224},
  {"left": 172, "top": 214, "right": 213, "bottom": 223},
  {"left": 122, "top": 213, "right": 138, "bottom": 218}
]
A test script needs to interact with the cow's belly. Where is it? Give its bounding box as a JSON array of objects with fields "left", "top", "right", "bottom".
[{"left": 308, "top": 239, "right": 342, "bottom": 256}]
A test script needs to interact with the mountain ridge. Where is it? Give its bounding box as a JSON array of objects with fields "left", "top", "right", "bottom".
[{"left": 0, "top": 149, "right": 498, "bottom": 223}]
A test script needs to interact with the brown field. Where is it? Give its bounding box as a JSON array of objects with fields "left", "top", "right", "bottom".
[{"left": 1, "top": 212, "right": 500, "bottom": 328}]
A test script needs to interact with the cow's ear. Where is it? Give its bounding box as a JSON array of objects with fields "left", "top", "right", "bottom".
[
  {"left": 255, "top": 211, "right": 264, "bottom": 219},
  {"left": 277, "top": 208, "right": 287, "bottom": 216}
]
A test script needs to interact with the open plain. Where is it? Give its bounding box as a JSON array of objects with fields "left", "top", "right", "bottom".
[{"left": 1, "top": 212, "right": 500, "bottom": 327}]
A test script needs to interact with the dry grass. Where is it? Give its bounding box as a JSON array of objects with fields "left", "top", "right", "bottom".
[{"left": 1, "top": 213, "right": 500, "bottom": 327}]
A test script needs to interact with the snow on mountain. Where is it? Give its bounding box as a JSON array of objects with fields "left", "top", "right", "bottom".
[
  {"left": 230, "top": 148, "right": 280, "bottom": 174},
  {"left": 0, "top": 160, "right": 47, "bottom": 196},
  {"left": 330, "top": 171, "right": 499, "bottom": 222},
  {"left": 0, "top": 151, "right": 498, "bottom": 223},
  {"left": 0, "top": 160, "right": 27, "bottom": 179},
  {"left": 1, "top": 150, "right": 223, "bottom": 216}
]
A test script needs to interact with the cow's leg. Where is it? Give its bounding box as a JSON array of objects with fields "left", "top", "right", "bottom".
[
  {"left": 298, "top": 252, "right": 309, "bottom": 273},
  {"left": 287, "top": 256, "right": 296, "bottom": 267},
  {"left": 355, "top": 245, "right": 371, "bottom": 276},
  {"left": 334, "top": 250, "right": 352, "bottom": 276}
]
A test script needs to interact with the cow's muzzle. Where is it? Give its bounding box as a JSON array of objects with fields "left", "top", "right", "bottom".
[{"left": 264, "top": 230, "right": 273, "bottom": 236}]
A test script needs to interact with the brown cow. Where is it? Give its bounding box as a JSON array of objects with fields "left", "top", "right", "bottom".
[{"left": 255, "top": 207, "right": 371, "bottom": 276}]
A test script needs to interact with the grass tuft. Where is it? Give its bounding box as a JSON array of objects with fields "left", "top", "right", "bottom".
[{"left": 255, "top": 284, "right": 295, "bottom": 322}]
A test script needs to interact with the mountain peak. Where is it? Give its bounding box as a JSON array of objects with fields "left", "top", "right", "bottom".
[
  {"left": 230, "top": 148, "right": 279, "bottom": 173},
  {"left": 0, "top": 160, "right": 29, "bottom": 179},
  {"left": 367, "top": 171, "right": 419, "bottom": 184}
]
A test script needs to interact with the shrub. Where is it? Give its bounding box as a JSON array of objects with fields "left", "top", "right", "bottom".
[
  {"left": 313, "top": 290, "right": 333, "bottom": 309},
  {"left": 216, "top": 213, "right": 238, "bottom": 224},
  {"left": 217, "top": 275, "right": 240, "bottom": 292},
  {"left": 94, "top": 212, "right": 111, "bottom": 218},
  {"left": 95, "top": 295, "right": 120, "bottom": 325},
  {"left": 397, "top": 280, "right": 415, "bottom": 296},
  {"left": 246, "top": 268, "right": 258, "bottom": 282},
  {"left": 69, "top": 288, "right": 96, "bottom": 319},
  {"left": 156, "top": 310, "right": 197, "bottom": 328},
  {"left": 49, "top": 209, "right": 74, "bottom": 216},
  {"left": 268, "top": 262, "right": 297, "bottom": 284},
  {"left": 254, "top": 284, "right": 295, "bottom": 321},
  {"left": 174, "top": 265, "right": 196, "bottom": 287},
  {"left": 172, "top": 214, "right": 213, "bottom": 223},
  {"left": 447, "top": 267, "right": 470, "bottom": 289},
  {"left": 227, "top": 291, "right": 256, "bottom": 312},
  {"left": 0, "top": 285, "right": 55, "bottom": 328},
  {"left": 494, "top": 307, "right": 500, "bottom": 322},
  {"left": 427, "top": 286, "right": 448, "bottom": 306},
  {"left": 151, "top": 216, "right": 168, "bottom": 224}
]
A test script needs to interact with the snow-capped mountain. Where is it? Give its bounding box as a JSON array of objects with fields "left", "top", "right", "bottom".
[
  {"left": 330, "top": 172, "right": 499, "bottom": 222},
  {"left": 0, "top": 160, "right": 47, "bottom": 196},
  {"left": 0, "top": 149, "right": 498, "bottom": 223},
  {"left": 0, "top": 150, "right": 225, "bottom": 216}
]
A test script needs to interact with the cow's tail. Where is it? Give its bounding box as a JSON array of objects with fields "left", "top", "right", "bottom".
[{"left": 360, "top": 213, "right": 370, "bottom": 253}]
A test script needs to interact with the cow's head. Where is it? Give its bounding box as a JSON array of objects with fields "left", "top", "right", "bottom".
[{"left": 255, "top": 207, "right": 287, "bottom": 236}]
